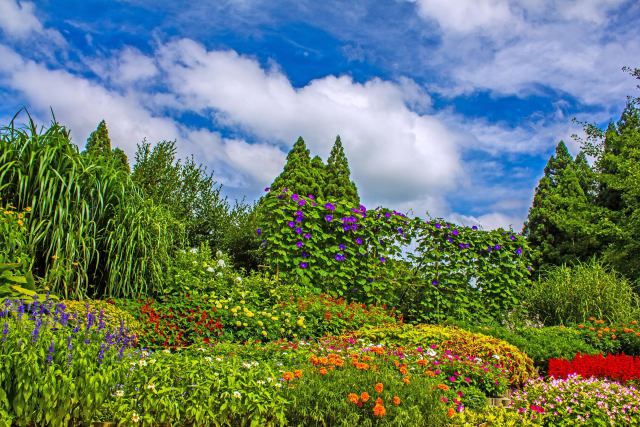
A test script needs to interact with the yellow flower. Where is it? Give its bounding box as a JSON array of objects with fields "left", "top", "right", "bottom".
[
  {"left": 261, "top": 330, "right": 267, "bottom": 337},
  {"left": 236, "top": 321, "right": 242, "bottom": 327}
]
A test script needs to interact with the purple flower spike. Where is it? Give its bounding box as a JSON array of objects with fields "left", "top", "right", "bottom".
[
  {"left": 1, "top": 322, "right": 8, "bottom": 342},
  {"left": 46, "top": 340, "right": 55, "bottom": 364}
]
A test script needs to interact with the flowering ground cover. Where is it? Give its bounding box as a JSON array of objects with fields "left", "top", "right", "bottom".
[{"left": 549, "top": 353, "right": 640, "bottom": 384}]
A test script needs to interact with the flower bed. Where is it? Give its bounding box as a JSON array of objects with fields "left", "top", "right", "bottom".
[{"left": 548, "top": 352, "right": 640, "bottom": 383}]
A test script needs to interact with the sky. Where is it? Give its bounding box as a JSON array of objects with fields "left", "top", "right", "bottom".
[{"left": 0, "top": 0, "right": 638, "bottom": 230}]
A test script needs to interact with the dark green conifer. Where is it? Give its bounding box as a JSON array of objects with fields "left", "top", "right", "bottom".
[{"left": 325, "top": 136, "right": 359, "bottom": 204}]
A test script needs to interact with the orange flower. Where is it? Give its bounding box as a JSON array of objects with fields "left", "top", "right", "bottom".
[
  {"left": 319, "top": 367, "right": 327, "bottom": 376},
  {"left": 437, "top": 383, "right": 449, "bottom": 392},
  {"left": 447, "top": 407, "right": 455, "bottom": 418},
  {"left": 417, "top": 359, "right": 428, "bottom": 366},
  {"left": 361, "top": 392, "right": 370, "bottom": 402},
  {"left": 283, "top": 372, "right": 294, "bottom": 381},
  {"left": 399, "top": 365, "right": 408, "bottom": 375},
  {"left": 588, "top": 316, "right": 596, "bottom": 321},
  {"left": 425, "top": 370, "right": 436, "bottom": 377},
  {"left": 373, "top": 404, "right": 386, "bottom": 418},
  {"left": 393, "top": 360, "right": 400, "bottom": 367},
  {"left": 393, "top": 396, "right": 401, "bottom": 406},
  {"left": 374, "top": 383, "right": 384, "bottom": 394},
  {"left": 348, "top": 393, "right": 359, "bottom": 404},
  {"left": 578, "top": 324, "right": 585, "bottom": 329},
  {"left": 402, "top": 377, "right": 411, "bottom": 384},
  {"left": 294, "top": 370, "right": 302, "bottom": 378},
  {"left": 375, "top": 397, "right": 383, "bottom": 405},
  {"left": 632, "top": 320, "right": 638, "bottom": 325}
]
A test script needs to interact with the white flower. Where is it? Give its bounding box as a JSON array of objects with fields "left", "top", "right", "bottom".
[
  {"left": 204, "top": 356, "right": 212, "bottom": 363},
  {"left": 274, "top": 383, "right": 282, "bottom": 388},
  {"left": 474, "top": 357, "right": 482, "bottom": 363},
  {"left": 257, "top": 380, "right": 266, "bottom": 385},
  {"left": 216, "top": 357, "right": 223, "bottom": 362},
  {"left": 233, "top": 391, "right": 242, "bottom": 399},
  {"left": 235, "top": 276, "right": 242, "bottom": 283},
  {"left": 163, "top": 349, "right": 171, "bottom": 354},
  {"left": 492, "top": 354, "right": 500, "bottom": 360},
  {"left": 206, "top": 266, "right": 215, "bottom": 273},
  {"left": 114, "top": 390, "right": 124, "bottom": 398},
  {"left": 426, "top": 348, "right": 437, "bottom": 357},
  {"left": 146, "top": 383, "right": 156, "bottom": 391},
  {"left": 190, "top": 247, "right": 198, "bottom": 254},
  {"left": 217, "top": 259, "right": 226, "bottom": 268},
  {"left": 138, "top": 359, "right": 147, "bottom": 367},
  {"left": 131, "top": 412, "right": 140, "bottom": 423},
  {"left": 216, "top": 250, "right": 223, "bottom": 258}
]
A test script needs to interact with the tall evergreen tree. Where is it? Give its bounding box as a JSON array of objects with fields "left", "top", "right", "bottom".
[
  {"left": 523, "top": 141, "right": 602, "bottom": 272},
  {"left": 269, "top": 137, "right": 322, "bottom": 197},
  {"left": 574, "top": 151, "right": 598, "bottom": 202},
  {"left": 325, "top": 135, "right": 360, "bottom": 204},
  {"left": 85, "top": 120, "right": 129, "bottom": 172}
]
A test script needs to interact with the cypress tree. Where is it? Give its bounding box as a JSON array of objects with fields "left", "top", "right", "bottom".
[
  {"left": 325, "top": 135, "right": 360, "bottom": 204},
  {"left": 85, "top": 120, "right": 129, "bottom": 172},
  {"left": 269, "top": 137, "right": 319, "bottom": 197}
]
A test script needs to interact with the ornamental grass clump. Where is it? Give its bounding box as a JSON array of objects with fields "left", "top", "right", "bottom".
[{"left": 0, "top": 295, "right": 137, "bottom": 426}]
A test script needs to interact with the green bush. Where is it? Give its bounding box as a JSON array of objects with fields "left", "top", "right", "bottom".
[{"left": 525, "top": 259, "right": 639, "bottom": 325}]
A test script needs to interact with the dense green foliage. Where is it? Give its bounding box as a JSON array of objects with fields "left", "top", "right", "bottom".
[
  {"left": 84, "top": 120, "right": 130, "bottom": 173},
  {"left": 325, "top": 136, "right": 360, "bottom": 203}
]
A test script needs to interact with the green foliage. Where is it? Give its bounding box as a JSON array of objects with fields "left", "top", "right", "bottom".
[
  {"left": 525, "top": 259, "right": 639, "bottom": 325},
  {"left": 523, "top": 141, "right": 609, "bottom": 272},
  {"left": 325, "top": 136, "right": 360, "bottom": 204},
  {"left": 259, "top": 190, "right": 409, "bottom": 302},
  {"left": 0, "top": 117, "right": 181, "bottom": 299},
  {"left": 84, "top": 120, "right": 130, "bottom": 173},
  {"left": 269, "top": 137, "right": 323, "bottom": 198},
  {"left": 132, "top": 140, "right": 231, "bottom": 254},
  {"left": 408, "top": 219, "right": 532, "bottom": 323}
]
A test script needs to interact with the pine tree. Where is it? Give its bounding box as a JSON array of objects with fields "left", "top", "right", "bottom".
[
  {"left": 325, "top": 135, "right": 360, "bottom": 204},
  {"left": 523, "top": 141, "right": 600, "bottom": 271},
  {"left": 85, "top": 120, "right": 129, "bottom": 172},
  {"left": 574, "top": 151, "right": 598, "bottom": 202},
  {"left": 269, "top": 137, "right": 320, "bottom": 197}
]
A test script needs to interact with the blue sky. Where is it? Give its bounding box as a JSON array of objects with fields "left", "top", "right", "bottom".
[{"left": 1, "top": 0, "right": 638, "bottom": 229}]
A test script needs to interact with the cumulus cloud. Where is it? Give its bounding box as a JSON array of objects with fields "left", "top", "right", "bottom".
[
  {"left": 0, "top": 0, "right": 65, "bottom": 45},
  {"left": 414, "top": 0, "right": 513, "bottom": 33}
]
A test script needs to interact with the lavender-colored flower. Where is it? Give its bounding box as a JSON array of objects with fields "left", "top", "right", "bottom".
[
  {"left": 294, "top": 227, "right": 302, "bottom": 235},
  {"left": 46, "top": 340, "right": 55, "bottom": 364},
  {"left": 296, "top": 241, "right": 304, "bottom": 248},
  {"left": 325, "top": 214, "right": 333, "bottom": 222},
  {"left": 256, "top": 228, "right": 262, "bottom": 235},
  {"left": 97, "top": 343, "right": 106, "bottom": 365},
  {"left": 300, "top": 262, "right": 308, "bottom": 269},
  {"left": 355, "top": 237, "right": 363, "bottom": 245},
  {"left": 17, "top": 300, "right": 25, "bottom": 321},
  {"left": 98, "top": 310, "right": 105, "bottom": 331},
  {"left": 324, "top": 203, "right": 335, "bottom": 211},
  {"left": 339, "top": 243, "right": 346, "bottom": 251},
  {"left": 335, "top": 253, "right": 345, "bottom": 262}
]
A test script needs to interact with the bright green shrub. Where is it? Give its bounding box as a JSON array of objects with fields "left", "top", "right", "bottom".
[
  {"left": 453, "top": 406, "right": 541, "bottom": 426},
  {"left": 525, "top": 259, "right": 639, "bottom": 325},
  {"left": 355, "top": 324, "right": 537, "bottom": 386}
]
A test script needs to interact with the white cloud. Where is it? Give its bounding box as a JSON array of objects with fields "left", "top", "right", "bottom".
[
  {"left": 157, "top": 39, "right": 463, "bottom": 206},
  {"left": 0, "top": 1, "right": 44, "bottom": 38},
  {"left": 414, "top": 0, "right": 513, "bottom": 33},
  {"left": 89, "top": 47, "right": 159, "bottom": 86}
]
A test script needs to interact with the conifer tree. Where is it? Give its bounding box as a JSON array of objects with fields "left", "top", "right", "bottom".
[
  {"left": 85, "top": 120, "right": 129, "bottom": 172},
  {"left": 269, "top": 137, "right": 320, "bottom": 197},
  {"left": 325, "top": 135, "right": 360, "bottom": 204}
]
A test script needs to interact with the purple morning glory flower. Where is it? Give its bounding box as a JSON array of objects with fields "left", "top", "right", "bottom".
[
  {"left": 264, "top": 187, "right": 270, "bottom": 192},
  {"left": 295, "top": 227, "right": 302, "bottom": 235},
  {"left": 447, "top": 238, "right": 453, "bottom": 243},
  {"left": 325, "top": 203, "right": 335, "bottom": 211},
  {"left": 277, "top": 194, "right": 283, "bottom": 199},
  {"left": 384, "top": 212, "right": 391, "bottom": 218},
  {"left": 487, "top": 246, "right": 492, "bottom": 252},
  {"left": 300, "top": 262, "right": 308, "bottom": 269},
  {"left": 295, "top": 216, "right": 302, "bottom": 223},
  {"left": 397, "top": 227, "right": 404, "bottom": 234},
  {"left": 325, "top": 214, "right": 333, "bottom": 222},
  {"left": 302, "top": 252, "right": 309, "bottom": 258},
  {"left": 308, "top": 194, "right": 315, "bottom": 199},
  {"left": 304, "top": 233, "right": 311, "bottom": 239},
  {"left": 343, "top": 225, "right": 350, "bottom": 232},
  {"left": 335, "top": 253, "right": 345, "bottom": 262},
  {"left": 459, "top": 243, "right": 465, "bottom": 249},
  {"left": 432, "top": 279, "right": 438, "bottom": 286},
  {"left": 291, "top": 193, "right": 299, "bottom": 201},
  {"left": 472, "top": 225, "right": 478, "bottom": 230},
  {"left": 298, "top": 199, "right": 306, "bottom": 207},
  {"left": 379, "top": 256, "right": 386, "bottom": 263},
  {"left": 296, "top": 241, "right": 303, "bottom": 248},
  {"left": 339, "top": 243, "right": 346, "bottom": 250},
  {"left": 256, "top": 228, "right": 262, "bottom": 235},
  {"left": 516, "top": 247, "right": 523, "bottom": 255},
  {"left": 452, "top": 229, "right": 459, "bottom": 236},
  {"left": 287, "top": 221, "right": 295, "bottom": 228},
  {"left": 435, "top": 223, "right": 441, "bottom": 229},
  {"left": 510, "top": 235, "right": 516, "bottom": 241},
  {"left": 355, "top": 237, "right": 363, "bottom": 245},
  {"left": 494, "top": 244, "right": 501, "bottom": 250},
  {"left": 527, "top": 265, "right": 532, "bottom": 272}
]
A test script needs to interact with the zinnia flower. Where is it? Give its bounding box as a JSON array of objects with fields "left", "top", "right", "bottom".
[
  {"left": 373, "top": 404, "right": 386, "bottom": 417},
  {"left": 375, "top": 383, "right": 383, "bottom": 393},
  {"left": 393, "top": 396, "right": 400, "bottom": 406},
  {"left": 361, "top": 392, "right": 370, "bottom": 402},
  {"left": 348, "top": 393, "right": 359, "bottom": 404}
]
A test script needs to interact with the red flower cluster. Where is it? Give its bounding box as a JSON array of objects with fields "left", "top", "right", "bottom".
[{"left": 548, "top": 353, "right": 640, "bottom": 383}]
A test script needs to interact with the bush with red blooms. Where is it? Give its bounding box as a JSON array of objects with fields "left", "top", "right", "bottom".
[{"left": 548, "top": 352, "right": 640, "bottom": 383}]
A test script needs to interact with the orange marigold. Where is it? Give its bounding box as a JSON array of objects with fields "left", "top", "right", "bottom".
[
  {"left": 402, "top": 376, "right": 411, "bottom": 384},
  {"left": 447, "top": 408, "right": 455, "bottom": 418},
  {"left": 417, "top": 359, "right": 428, "bottom": 366},
  {"left": 373, "top": 404, "right": 386, "bottom": 418},
  {"left": 294, "top": 370, "right": 302, "bottom": 378},
  {"left": 393, "top": 396, "right": 401, "bottom": 406},
  {"left": 375, "top": 397, "right": 383, "bottom": 405},
  {"left": 348, "top": 393, "right": 359, "bottom": 404},
  {"left": 361, "top": 392, "right": 370, "bottom": 402},
  {"left": 437, "top": 383, "right": 449, "bottom": 392},
  {"left": 283, "top": 372, "right": 294, "bottom": 381},
  {"left": 399, "top": 365, "right": 408, "bottom": 375},
  {"left": 632, "top": 320, "right": 638, "bottom": 325},
  {"left": 425, "top": 370, "right": 436, "bottom": 377},
  {"left": 319, "top": 367, "right": 327, "bottom": 376},
  {"left": 374, "top": 383, "right": 384, "bottom": 394}
]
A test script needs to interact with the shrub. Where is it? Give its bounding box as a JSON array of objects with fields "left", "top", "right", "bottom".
[
  {"left": 509, "top": 375, "right": 640, "bottom": 425},
  {"left": 355, "top": 324, "right": 537, "bottom": 386},
  {"left": 525, "top": 259, "right": 639, "bottom": 325}
]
